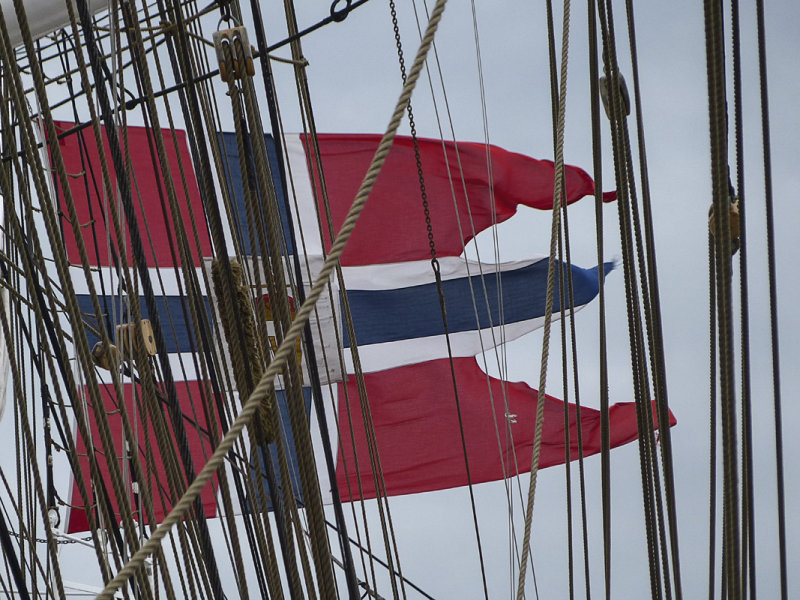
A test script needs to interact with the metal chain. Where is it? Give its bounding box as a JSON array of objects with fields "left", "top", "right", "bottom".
[
  {"left": 389, "top": 0, "right": 436, "bottom": 259},
  {"left": 8, "top": 530, "right": 94, "bottom": 545}
]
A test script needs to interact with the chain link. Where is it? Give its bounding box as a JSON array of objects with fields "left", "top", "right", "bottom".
[
  {"left": 388, "top": 0, "right": 436, "bottom": 259},
  {"left": 9, "top": 530, "right": 94, "bottom": 544}
]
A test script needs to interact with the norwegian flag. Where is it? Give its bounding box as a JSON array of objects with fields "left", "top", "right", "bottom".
[{"left": 56, "top": 123, "right": 668, "bottom": 532}]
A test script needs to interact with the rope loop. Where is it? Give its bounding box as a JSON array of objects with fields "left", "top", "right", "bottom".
[
  {"left": 430, "top": 256, "right": 441, "bottom": 278},
  {"left": 216, "top": 13, "right": 239, "bottom": 32}
]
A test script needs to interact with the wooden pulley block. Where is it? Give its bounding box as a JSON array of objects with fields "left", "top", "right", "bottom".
[
  {"left": 213, "top": 26, "right": 255, "bottom": 82},
  {"left": 91, "top": 340, "right": 120, "bottom": 370},
  {"left": 599, "top": 72, "right": 631, "bottom": 120},
  {"left": 708, "top": 199, "right": 740, "bottom": 254},
  {"left": 116, "top": 319, "right": 157, "bottom": 357}
]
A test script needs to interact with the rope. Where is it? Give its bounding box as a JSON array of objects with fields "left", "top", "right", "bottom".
[
  {"left": 248, "top": 1, "right": 363, "bottom": 594},
  {"left": 114, "top": 5, "right": 235, "bottom": 596},
  {"left": 515, "top": 0, "right": 572, "bottom": 596},
  {"left": 290, "top": 0, "right": 405, "bottom": 590},
  {"left": 219, "top": 51, "right": 306, "bottom": 600},
  {"left": 706, "top": 236, "right": 717, "bottom": 600},
  {"left": 545, "top": 4, "right": 576, "bottom": 597},
  {"left": 621, "top": 2, "right": 683, "bottom": 594},
  {"left": 69, "top": 0, "right": 227, "bottom": 595},
  {"left": 158, "top": 4, "right": 281, "bottom": 593},
  {"left": 0, "top": 2, "right": 158, "bottom": 593},
  {"left": 754, "top": 2, "right": 788, "bottom": 596},
  {"left": 544, "top": 2, "right": 595, "bottom": 596},
  {"left": 703, "top": 0, "right": 741, "bottom": 596},
  {"left": 244, "top": 61, "right": 334, "bottom": 600},
  {"left": 0, "top": 291, "right": 59, "bottom": 600},
  {"left": 596, "top": 0, "right": 675, "bottom": 593},
  {"left": 189, "top": 27, "right": 283, "bottom": 600},
  {"left": 585, "top": 0, "right": 612, "bottom": 595},
  {"left": 95, "top": 2, "right": 448, "bottom": 596},
  {"left": 728, "top": 2, "right": 757, "bottom": 596},
  {"left": 406, "top": 2, "right": 533, "bottom": 583}
]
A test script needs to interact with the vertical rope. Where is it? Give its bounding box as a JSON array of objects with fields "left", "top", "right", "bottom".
[
  {"left": 703, "top": 0, "right": 740, "bottom": 597},
  {"left": 754, "top": 2, "right": 787, "bottom": 596},
  {"left": 729, "top": 1, "right": 757, "bottom": 596},
  {"left": 389, "top": 3, "right": 490, "bottom": 597},
  {"left": 0, "top": 3, "right": 156, "bottom": 595},
  {"left": 621, "top": 2, "right": 683, "bottom": 594},
  {"left": 585, "top": 2, "right": 612, "bottom": 596},
  {"left": 706, "top": 236, "right": 717, "bottom": 600},
  {"left": 516, "top": 0, "right": 572, "bottom": 596}
]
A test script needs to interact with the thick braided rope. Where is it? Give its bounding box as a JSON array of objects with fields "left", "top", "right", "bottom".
[
  {"left": 704, "top": 0, "right": 740, "bottom": 595},
  {"left": 516, "top": 0, "right": 571, "bottom": 597},
  {"left": 96, "top": 1, "right": 448, "bottom": 597}
]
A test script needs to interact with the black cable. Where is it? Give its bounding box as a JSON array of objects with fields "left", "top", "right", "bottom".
[
  {"left": 706, "top": 234, "right": 717, "bottom": 600},
  {"left": 621, "top": 2, "right": 683, "bottom": 595},
  {"left": 586, "top": 2, "right": 611, "bottom": 597},
  {"left": 595, "top": 0, "right": 669, "bottom": 595},
  {"left": 153, "top": 0, "right": 306, "bottom": 594},
  {"left": 388, "top": 3, "right": 489, "bottom": 597},
  {"left": 126, "top": 0, "right": 371, "bottom": 111},
  {"left": 322, "top": 518, "right": 438, "bottom": 600},
  {"left": 704, "top": 0, "right": 741, "bottom": 595},
  {"left": 0, "top": 506, "right": 31, "bottom": 600}
]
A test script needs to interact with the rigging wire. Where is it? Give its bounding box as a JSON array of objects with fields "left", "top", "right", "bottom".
[
  {"left": 0, "top": 2, "right": 146, "bottom": 589},
  {"left": 405, "top": 4, "right": 540, "bottom": 591},
  {"left": 704, "top": 0, "right": 742, "bottom": 597},
  {"left": 289, "top": 0, "right": 409, "bottom": 591},
  {"left": 93, "top": 2, "right": 450, "bottom": 596},
  {"left": 2, "top": 0, "right": 372, "bottom": 167},
  {"left": 245, "top": 0, "right": 363, "bottom": 594},
  {"left": 729, "top": 1, "right": 756, "bottom": 597},
  {"left": 515, "top": 0, "right": 573, "bottom": 595},
  {"left": 4, "top": 0, "right": 780, "bottom": 597},
  {"left": 584, "top": 3, "right": 613, "bottom": 596},
  {"left": 594, "top": 0, "right": 688, "bottom": 594},
  {"left": 754, "top": 1, "right": 787, "bottom": 596},
  {"left": 706, "top": 234, "right": 718, "bottom": 600},
  {"left": 389, "top": 3, "right": 490, "bottom": 598},
  {"left": 145, "top": 3, "right": 285, "bottom": 593},
  {"left": 542, "top": 3, "right": 596, "bottom": 597}
]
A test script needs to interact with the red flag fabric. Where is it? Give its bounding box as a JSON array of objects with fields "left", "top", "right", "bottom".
[
  {"left": 67, "top": 382, "right": 219, "bottom": 533},
  {"left": 334, "top": 357, "right": 675, "bottom": 500},
  {"left": 302, "top": 133, "right": 612, "bottom": 266},
  {"left": 53, "top": 121, "right": 212, "bottom": 268}
]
